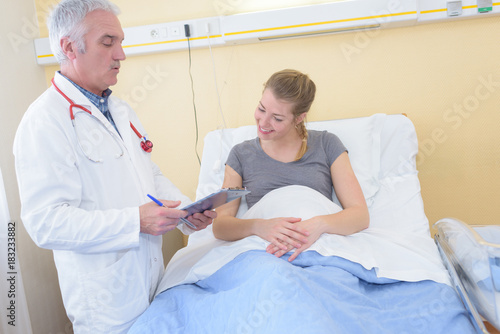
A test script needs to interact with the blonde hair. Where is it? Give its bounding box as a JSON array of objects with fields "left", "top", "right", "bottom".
[{"left": 263, "top": 69, "right": 316, "bottom": 160}]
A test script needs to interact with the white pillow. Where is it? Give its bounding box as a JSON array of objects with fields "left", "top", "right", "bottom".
[
  {"left": 307, "top": 113, "right": 386, "bottom": 205},
  {"left": 196, "top": 113, "right": 386, "bottom": 207}
]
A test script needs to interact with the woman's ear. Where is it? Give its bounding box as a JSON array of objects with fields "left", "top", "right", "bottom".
[
  {"left": 295, "top": 112, "right": 307, "bottom": 125},
  {"left": 60, "top": 37, "right": 77, "bottom": 60}
]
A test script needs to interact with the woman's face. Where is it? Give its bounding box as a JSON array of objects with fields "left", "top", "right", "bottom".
[{"left": 254, "top": 89, "right": 301, "bottom": 142}]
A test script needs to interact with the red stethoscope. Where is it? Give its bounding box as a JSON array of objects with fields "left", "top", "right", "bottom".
[{"left": 51, "top": 78, "right": 154, "bottom": 154}]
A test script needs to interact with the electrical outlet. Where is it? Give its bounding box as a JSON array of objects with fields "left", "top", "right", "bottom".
[
  {"left": 170, "top": 26, "right": 180, "bottom": 36},
  {"left": 150, "top": 28, "right": 159, "bottom": 38}
]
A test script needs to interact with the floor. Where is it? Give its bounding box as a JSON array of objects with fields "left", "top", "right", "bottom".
[{"left": 485, "top": 321, "right": 500, "bottom": 334}]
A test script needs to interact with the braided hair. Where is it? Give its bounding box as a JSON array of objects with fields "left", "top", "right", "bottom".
[{"left": 263, "top": 69, "right": 316, "bottom": 160}]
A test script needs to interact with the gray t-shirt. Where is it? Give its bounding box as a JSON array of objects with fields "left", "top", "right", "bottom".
[{"left": 225, "top": 129, "right": 347, "bottom": 208}]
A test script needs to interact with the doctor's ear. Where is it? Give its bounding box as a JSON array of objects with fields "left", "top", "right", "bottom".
[{"left": 60, "top": 37, "right": 77, "bottom": 60}]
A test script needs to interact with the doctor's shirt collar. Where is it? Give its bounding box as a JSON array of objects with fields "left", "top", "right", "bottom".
[{"left": 57, "top": 71, "right": 113, "bottom": 114}]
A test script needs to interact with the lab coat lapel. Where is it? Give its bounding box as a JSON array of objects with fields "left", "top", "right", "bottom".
[
  {"left": 52, "top": 73, "right": 119, "bottom": 137},
  {"left": 109, "top": 100, "right": 134, "bottom": 153},
  {"left": 108, "top": 98, "right": 154, "bottom": 195}
]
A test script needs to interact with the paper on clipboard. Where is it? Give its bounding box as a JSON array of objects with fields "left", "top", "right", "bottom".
[{"left": 178, "top": 188, "right": 250, "bottom": 227}]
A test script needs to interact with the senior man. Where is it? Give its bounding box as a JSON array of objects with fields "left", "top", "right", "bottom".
[{"left": 13, "top": 0, "right": 215, "bottom": 333}]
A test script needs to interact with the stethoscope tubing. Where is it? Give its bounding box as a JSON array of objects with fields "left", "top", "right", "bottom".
[
  {"left": 70, "top": 111, "right": 125, "bottom": 162},
  {"left": 51, "top": 77, "right": 153, "bottom": 155}
]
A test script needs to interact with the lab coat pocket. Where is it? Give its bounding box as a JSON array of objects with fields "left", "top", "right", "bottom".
[{"left": 82, "top": 252, "right": 149, "bottom": 332}]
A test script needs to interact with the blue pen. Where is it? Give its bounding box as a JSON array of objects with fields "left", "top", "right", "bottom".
[
  {"left": 147, "top": 194, "right": 196, "bottom": 229},
  {"left": 147, "top": 194, "right": 163, "bottom": 206}
]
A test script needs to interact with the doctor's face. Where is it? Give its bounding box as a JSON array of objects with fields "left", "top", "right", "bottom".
[{"left": 71, "top": 10, "right": 126, "bottom": 95}]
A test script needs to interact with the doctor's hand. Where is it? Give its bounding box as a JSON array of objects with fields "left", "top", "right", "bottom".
[
  {"left": 139, "top": 200, "right": 187, "bottom": 236},
  {"left": 183, "top": 210, "right": 217, "bottom": 231}
]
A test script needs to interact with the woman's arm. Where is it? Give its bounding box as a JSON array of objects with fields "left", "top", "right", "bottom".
[
  {"left": 267, "top": 151, "right": 369, "bottom": 261},
  {"left": 213, "top": 165, "right": 309, "bottom": 250},
  {"left": 321, "top": 151, "right": 370, "bottom": 235}
]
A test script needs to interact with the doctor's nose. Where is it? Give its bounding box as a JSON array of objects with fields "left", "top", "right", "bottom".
[{"left": 114, "top": 45, "right": 126, "bottom": 61}]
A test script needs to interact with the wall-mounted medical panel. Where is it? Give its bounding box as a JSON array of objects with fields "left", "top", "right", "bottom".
[
  {"left": 34, "top": 17, "right": 223, "bottom": 66},
  {"left": 122, "top": 17, "right": 223, "bottom": 57},
  {"left": 33, "top": 1, "right": 418, "bottom": 66},
  {"left": 221, "top": 0, "right": 418, "bottom": 44},
  {"left": 33, "top": 0, "right": 498, "bottom": 66},
  {"left": 418, "top": 0, "right": 499, "bottom": 22}
]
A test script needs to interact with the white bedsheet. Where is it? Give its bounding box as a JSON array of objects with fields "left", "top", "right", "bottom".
[
  {"left": 156, "top": 184, "right": 451, "bottom": 296},
  {"left": 155, "top": 114, "right": 452, "bottom": 296}
]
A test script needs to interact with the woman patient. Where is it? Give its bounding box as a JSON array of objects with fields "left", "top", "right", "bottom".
[{"left": 213, "top": 69, "right": 369, "bottom": 261}]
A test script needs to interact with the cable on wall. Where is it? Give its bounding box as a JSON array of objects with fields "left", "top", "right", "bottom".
[{"left": 185, "top": 24, "right": 201, "bottom": 165}]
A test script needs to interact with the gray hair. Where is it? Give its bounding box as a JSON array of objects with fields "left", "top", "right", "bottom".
[{"left": 48, "top": 0, "right": 120, "bottom": 64}]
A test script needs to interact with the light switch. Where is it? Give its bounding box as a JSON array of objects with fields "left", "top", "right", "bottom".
[
  {"left": 478, "top": 0, "right": 493, "bottom": 13},
  {"left": 447, "top": 0, "right": 462, "bottom": 16}
]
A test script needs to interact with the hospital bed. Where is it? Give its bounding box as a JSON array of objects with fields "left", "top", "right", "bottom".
[
  {"left": 435, "top": 218, "right": 500, "bottom": 334},
  {"left": 129, "top": 114, "right": 481, "bottom": 333}
]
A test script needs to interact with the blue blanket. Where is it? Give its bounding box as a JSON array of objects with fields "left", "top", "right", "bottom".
[{"left": 129, "top": 251, "right": 475, "bottom": 334}]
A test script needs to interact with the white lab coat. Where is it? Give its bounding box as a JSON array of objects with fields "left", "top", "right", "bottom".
[{"left": 13, "top": 72, "right": 192, "bottom": 333}]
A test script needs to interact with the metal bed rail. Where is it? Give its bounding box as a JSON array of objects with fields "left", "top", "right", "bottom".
[{"left": 434, "top": 217, "right": 500, "bottom": 334}]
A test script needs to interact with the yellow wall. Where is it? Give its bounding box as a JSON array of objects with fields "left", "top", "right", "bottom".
[
  {"left": 37, "top": 1, "right": 500, "bottom": 230},
  {"left": 0, "top": 2, "right": 68, "bottom": 334},
  {"left": 40, "top": 4, "right": 500, "bottom": 228},
  {"left": 52, "top": 4, "right": 500, "bottom": 230},
  {"left": 28, "top": 0, "right": 500, "bottom": 332}
]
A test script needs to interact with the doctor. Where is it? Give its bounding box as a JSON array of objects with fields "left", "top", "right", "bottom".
[{"left": 13, "top": 0, "right": 216, "bottom": 333}]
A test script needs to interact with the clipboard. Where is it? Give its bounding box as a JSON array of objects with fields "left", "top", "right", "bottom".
[{"left": 178, "top": 188, "right": 250, "bottom": 227}]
